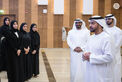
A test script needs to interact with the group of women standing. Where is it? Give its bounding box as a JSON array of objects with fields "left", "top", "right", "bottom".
[{"left": 0, "top": 17, "right": 40, "bottom": 82}]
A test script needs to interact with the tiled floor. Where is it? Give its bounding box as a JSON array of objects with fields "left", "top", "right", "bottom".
[
  {"left": 44, "top": 48, "right": 70, "bottom": 82},
  {"left": 0, "top": 48, "right": 70, "bottom": 82}
]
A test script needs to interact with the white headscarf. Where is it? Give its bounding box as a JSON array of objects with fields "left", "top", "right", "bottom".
[
  {"left": 72, "top": 18, "right": 88, "bottom": 31},
  {"left": 105, "top": 14, "right": 117, "bottom": 26},
  {"left": 88, "top": 15, "right": 108, "bottom": 32}
]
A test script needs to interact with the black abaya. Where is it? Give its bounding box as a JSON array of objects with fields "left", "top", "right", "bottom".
[
  {"left": 20, "top": 31, "right": 32, "bottom": 81},
  {"left": 29, "top": 31, "right": 40, "bottom": 76},
  {"left": 0, "top": 25, "right": 10, "bottom": 71}
]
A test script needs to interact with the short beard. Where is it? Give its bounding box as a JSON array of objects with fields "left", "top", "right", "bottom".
[
  {"left": 76, "top": 26, "right": 81, "bottom": 29},
  {"left": 90, "top": 26, "right": 97, "bottom": 32},
  {"left": 90, "top": 28, "right": 95, "bottom": 32},
  {"left": 107, "top": 21, "right": 113, "bottom": 25}
]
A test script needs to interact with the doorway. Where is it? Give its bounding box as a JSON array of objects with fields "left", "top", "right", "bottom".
[{"left": 0, "top": 14, "right": 16, "bottom": 26}]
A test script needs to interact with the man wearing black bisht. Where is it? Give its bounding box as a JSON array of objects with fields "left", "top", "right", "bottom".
[
  {"left": 20, "top": 23, "right": 32, "bottom": 81},
  {"left": 29, "top": 24, "right": 40, "bottom": 77},
  {"left": 7, "top": 20, "right": 24, "bottom": 82},
  {"left": 0, "top": 17, "right": 10, "bottom": 71}
]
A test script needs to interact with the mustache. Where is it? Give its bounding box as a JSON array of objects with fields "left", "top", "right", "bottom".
[
  {"left": 90, "top": 26, "right": 93, "bottom": 29},
  {"left": 107, "top": 22, "right": 113, "bottom": 25}
]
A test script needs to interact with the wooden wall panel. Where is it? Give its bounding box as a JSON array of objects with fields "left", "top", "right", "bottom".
[
  {"left": 47, "top": 0, "right": 54, "bottom": 48},
  {"left": 64, "top": 0, "right": 70, "bottom": 27},
  {"left": 76, "top": 0, "right": 82, "bottom": 18},
  {"left": 70, "top": 0, "right": 76, "bottom": 27},
  {"left": 120, "top": 0, "right": 122, "bottom": 29},
  {"left": 0, "top": 0, "right": 3, "bottom": 9},
  {"left": 38, "top": 6, "right": 47, "bottom": 48},
  {"left": 120, "top": 7, "right": 122, "bottom": 29},
  {"left": 31, "top": 0, "right": 38, "bottom": 25},
  {"left": 9, "top": 0, "right": 18, "bottom": 20},
  {"left": 93, "top": 0, "right": 99, "bottom": 15},
  {"left": 2, "top": 0, "right": 9, "bottom": 14},
  {"left": 58, "top": 15, "right": 63, "bottom": 48},
  {"left": 54, "top": 15, "right": 63, "bottom": 48},
  {"left": 25, "top": 0, "right": 31, "bottom": 31},
  {"left": 18, "top": 0, "right": 25, "bottom": 27},
  {"left": 53, "top": 16, "right": 59, "bottom": 48},
  {"left": 111, "top": 0, "right": 120, "bottom": 27},
  {"left": 121, "top": 0, "right": 122, "bottom": 6},
  {"left": 82, "top": 15, "right": 91, "bottom": 29},
  {"left": 63, "top": 0, "right": 70, "bottom": 48},
  {"left": 105, "top": 0, "right": 112, "bottom": 15},
  {"left": 98, "top": 0, "right": 105, "bottom": 17},
  {"left": 38, "top": 6, "right": 42, "bottom": 48}
]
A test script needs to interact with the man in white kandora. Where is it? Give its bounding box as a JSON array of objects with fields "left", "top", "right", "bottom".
[
  {"left": 67, "top": 18, "right": 90, "bottom": 82},
  {"left": 83, "top": 16, "right": 114, "bottom": 82},
  {"left": 105, "top": 14, "right": 122, "bottom": 82}
]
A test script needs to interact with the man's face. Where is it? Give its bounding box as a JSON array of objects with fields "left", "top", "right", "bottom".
[
  {"left": 75, "top": 22, "right": 82, "bottom": 30},
  {"left": 89, "top": 20, "right": 99, "bottom": 32},
  {"left": 106, "top": 18, "right": 113, "bottom": 25},
  {"left": 5, "top": 19, "right": 10, "bottom": 25}
]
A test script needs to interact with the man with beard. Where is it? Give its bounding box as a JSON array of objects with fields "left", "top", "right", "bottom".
[
  {"left": 83, "top": 16, "right": 114, "bottom": 82},
  {"left": 67, "top": 18, "right": 90, "bottom": 82},
  {"left": 105, "top": 14, "right": 122, "bottom": 82}
]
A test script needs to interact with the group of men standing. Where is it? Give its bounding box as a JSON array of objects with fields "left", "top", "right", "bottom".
[{"left": 67, "top": 14, "right": 122, "bottom": 82}]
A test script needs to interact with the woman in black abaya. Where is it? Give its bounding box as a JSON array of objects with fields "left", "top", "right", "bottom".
[
  {"left": 7, "top": 20, "right": 24, "bottom": 82},
  {"left": 0, "top": 17, "right": 10, "bottom": 71},
  {"left": 29, "top": 24, "right": 40, "bottom": 77},
  {"left": 20, "top": 23, "right": 32, "bottom": 81}
]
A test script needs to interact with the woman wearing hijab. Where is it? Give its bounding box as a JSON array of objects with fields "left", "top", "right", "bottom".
[
  {"left": 0, "top": 17, "right": 10, "bottom": 71},
  {"left": 6, "top": 20, "right": 24, "bottom": 82},
  {"left": 29, "top": 23, "right": 40, "bottom": 77},
  {"left": 20, "top": 23, "right": 32, "bottom": 81}
]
